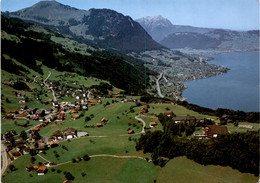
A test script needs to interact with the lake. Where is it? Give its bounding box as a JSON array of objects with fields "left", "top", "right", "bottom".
[{"left": 182, "top": 51, "right": 259, "bottom": 112}]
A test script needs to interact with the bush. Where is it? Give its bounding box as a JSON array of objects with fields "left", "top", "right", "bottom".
[
  {"left": 81, "top": 172, "right": 86, "bottom": 177},
  {"left": 57, "top": 169, "right": 62, "bottom": 173},
  {"left": 9, "top": 165, "right": 17, "bottom": 172},
  {"left": 83, "top": 154, "right": 90, "bottom": 161},
  {"left": 65, "top": 172, "right": 75, "bottom": 180}
]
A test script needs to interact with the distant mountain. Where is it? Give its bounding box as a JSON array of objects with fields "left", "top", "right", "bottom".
[
  {"left": 160, "top": 29, "right": 260, "bottom": 51},
  {"left": 7, "top": 1, "right": 162, "bottom": 52},
  {"left": 136, "top": 15, "right": 214, "bottom": 42}
]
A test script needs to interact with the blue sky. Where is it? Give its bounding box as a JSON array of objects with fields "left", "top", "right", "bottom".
[{"left": 1, "top": 0, "right": 259, "bottom": 30}]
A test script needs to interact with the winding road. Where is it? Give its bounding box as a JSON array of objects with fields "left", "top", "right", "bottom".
[
  {"left": 156, "top": 72, "right": 164, "bottom": 98},
  {"left": 43, "top": 71, "right": 57, "bottom": 101}
]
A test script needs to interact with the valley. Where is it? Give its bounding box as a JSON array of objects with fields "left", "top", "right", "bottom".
[{"left": 1, "top": 1, "right": 259, "bottom": 183}]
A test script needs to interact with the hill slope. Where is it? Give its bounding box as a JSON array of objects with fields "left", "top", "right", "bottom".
[
  {"left": 1, "top": 15, "right": 154, "bottom": 93},
  {"left": 7, "top": 1, "right": 162, "bottom": 52}
]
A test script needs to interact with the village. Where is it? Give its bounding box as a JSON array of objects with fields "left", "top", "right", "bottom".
[{"left": 1, "top": 71, "right": 246, "bottom": 182}]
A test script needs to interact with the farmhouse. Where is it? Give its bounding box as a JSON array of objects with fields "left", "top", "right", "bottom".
[
  {"left": 101, "top": 117, "right": 108, "bottom": 123},
  {"left": 51, "top": 130, "right": 63, "bottom": 140},
  {"left": 63, "top": 128, "right": 77, "bottom": 139},
  {"left": 203, "top": 125, "right": 229, "bottom": 138},
  {"left": 37, "top": 164, "right": 47, "bottom": 175},
  {"left": 149, "top": 122, "right": 158, "bottom": 127},
  {"left": 96, "top": 123, "right": 103, "bottom": 127},
  {"left": 128, "top": 130, "right": 135, "bottom": 134}
]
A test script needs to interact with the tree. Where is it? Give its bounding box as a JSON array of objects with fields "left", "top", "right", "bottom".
[
  {"left": 31, "top": 156, "right": 36, "bottom": 164},
  {"left": 20, "top": 130, "right": 27, "bottom": 140},
  {"left": 9, "top": 165, "right": 17, "bottom": 172},
  {"left": 83, "top": 154, "right": 90, "bottom": 161},
  {"left": 65, "top": 172, "right": 75, "bottom": 180},
  {"left": 234, "top": 121, "right": 239, "bottom": 127}
]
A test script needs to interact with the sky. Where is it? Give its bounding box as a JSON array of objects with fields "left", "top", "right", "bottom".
[{"left": 1, "top": 0, "right": 259, "bottom": 30}]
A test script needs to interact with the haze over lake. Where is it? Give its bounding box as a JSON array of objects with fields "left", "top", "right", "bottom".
[{"left": 182, "top": 51, "right": 259, "bottom": 112}]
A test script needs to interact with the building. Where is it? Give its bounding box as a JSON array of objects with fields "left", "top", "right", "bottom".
[
  {"left": 35, "top": 109, "right": 45, "bottom": 117},
  {"left": 37, "top": 164, "right": 47, "bottom": 175},
  {"left": 149, "top": 122, "right": 158, "bottom": 127},
  {"left": 128, "top": 130, "right": 135, "bottom": 134},
  {"left": 203, "top": 125, "right": 229, "bottom": 138},
  {"left": 63, "top": 128, "right": 77, "bottom": 139},
  {"left": 172, "top": 116, "right": 205, "bottom": 123},
  {"left": 96, "top": 123, "right": 103, "bottom": 127},
  {"left": 101, "top": 117, "right": 108, "bottom": 123}
]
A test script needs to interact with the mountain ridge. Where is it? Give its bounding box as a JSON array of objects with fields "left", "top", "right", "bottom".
[{"left": 7, "top": 1, "right": 162, "bottom": 53}]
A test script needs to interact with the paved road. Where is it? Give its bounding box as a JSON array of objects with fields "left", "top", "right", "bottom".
[
  {"left": 43, "top": 71, "right": 57, "bottom": 101},
  {"left": 156, "top": 72, "right": 164, "bottom": 98},
  {"left": 1, "top": 143, "right": 8, "bottom": 175}
]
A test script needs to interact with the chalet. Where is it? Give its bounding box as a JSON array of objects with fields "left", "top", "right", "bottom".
[
  {"left": 51, "top": 130, "right": 63, "bottom": 140},
  {"left": 26, "top": 164, "right": 33, "bottom": 172},
  {"left": 16, "top": 114, "right": 27, "bottom": 118},
  {"left": 37, "top": 164, "right": 47, "bottom": 175},
  {"left": 58, "top": 113, "right": 65, "bottom": 120},
  {"left": 20, "top": 105, "right": 28, "bottom": 111},
  {"left": 72, "top": 115, "right": 79, "bottom": 120},
  {"left": 34, "top": 116, "right": 39, "bottom": 121},
  {"left": 149, "top": 122, "right": 158, "bottom": 127},
  {"left": 128, "top": 130, "right": 135, "bottom": 134},
  {"left": 42, "top": 101, "right": 49, "bottom": 105},
  {"left": 33, "top": 166, "right": 39, "bottom": 171},
  {"left": 203, "top": 125, "right": 229, "bottom": 138},
  {"left": 70, "top": 109, "right": 78, "bottom": 114},
  {"left": 63, "top": 128, "right": 77, "bottom": 139},
  {"left": 101, "top": 117, "right": 108, "bottom": 123},
  {"left": 49, "top": 141, "right": 58, "bottom": 148},
  {"left": 27, "top": 108, "right": 37, "bottom": 115},
  {"left": 96, "top": 123, "right": 103, "bottom": 127},
  {"left": 35, "top": 109, "right": 45, "bottom": 117}
]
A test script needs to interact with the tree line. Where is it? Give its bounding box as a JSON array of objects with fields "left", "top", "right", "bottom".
[{"left": 136, "top": 114, "right": 259, "bottom": 176}]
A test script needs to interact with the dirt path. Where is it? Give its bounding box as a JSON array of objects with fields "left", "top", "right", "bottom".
[{"left": 43, "top": 71, "right": 57, "bottom": 101}]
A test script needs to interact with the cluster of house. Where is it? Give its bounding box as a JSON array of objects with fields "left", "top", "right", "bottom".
[
  {"left": 50, "top": 128, "right": 79, "bottom": 141},
  {"left": 26, "top": 164, "right": 48, "bottom": 175},
  {"left": 96, "top": 117, "right": 108, "bottom": 127}
]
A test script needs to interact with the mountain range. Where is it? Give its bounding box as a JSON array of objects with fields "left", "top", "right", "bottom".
[
  {"left": 6, "top": 1, "right": 162, "bottom": 53},
  {"left": 137, "top": 15, "right": 259, "bottom": 52},
  {"left": 136, "top": 15, "right": 215, "bottom": 42}
]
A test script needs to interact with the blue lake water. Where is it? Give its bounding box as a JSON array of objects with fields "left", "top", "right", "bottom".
[{"left": 182, "top": 51, "right": 259, "bottom": 112}]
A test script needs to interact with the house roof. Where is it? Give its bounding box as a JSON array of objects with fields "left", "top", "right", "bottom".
[
  {"left": 150, "top": 122, "right": 158, "bottom": 126},
  {"left": 128, "top": 130, "right": 134, "bottom": 134},
  {"left": 33, "top": 165, "right": 38, "bottom": 170},
  {"left": 51, "top": 130, "right": 63, "bottom": 137},
  {"left": 101, "top": 117, "right": 108, "bottom": 122},
  {"left": 63, "top": 180, "right": 72, "bottom": 183},
  {"left": 16, "top": 114, "right": 27, "bottom": 118},
  {"left": 73, "top": 115, "right": 79, "bottom": 119},
  {"left": 96, "top": 123, "right": 103, "bottom": 127},
  {"left": 206, "top": 125, "right": 228, "bottom": 135},
  {"left": 37, "top": 164, "right": 47, "bottom": 172}
]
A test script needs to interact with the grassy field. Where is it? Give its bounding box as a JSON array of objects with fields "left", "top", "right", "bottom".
[
  {"left": 156, "top": 156, "right": 258, "bottom": 183},
  {"left": 147, "top": 104, "right": 218, "bottom": 121},
  {"left": 2, "top": 155, "right": 160, "bottom": 183},
  {"left": 39, "top": 100, "right": 142, "bottom": 137},
  {"left": 1, "top": 119, "right": 42, "bottom": 134},
  {"left": 227, "top": 122, "right": 260, "bottom": 133}
]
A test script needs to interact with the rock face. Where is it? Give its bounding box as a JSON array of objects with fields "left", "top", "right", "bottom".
[{"left": 9, "top": 1, "right": 162, "bottom": 52}]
